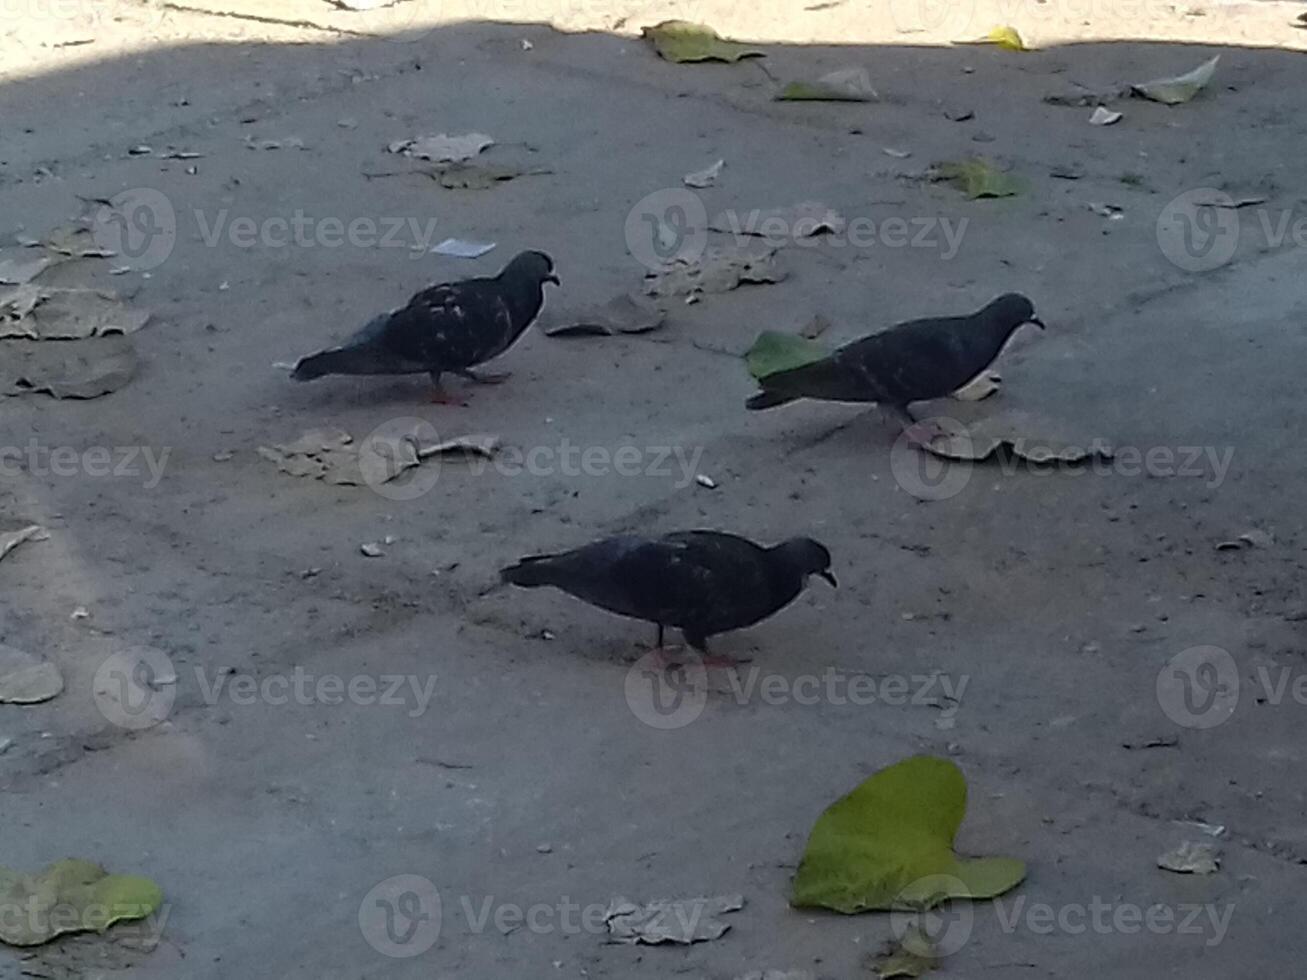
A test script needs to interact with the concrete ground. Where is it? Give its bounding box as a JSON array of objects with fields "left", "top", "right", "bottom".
[{"left": 3, "top": 1, "right": 1307, "bottom": 977}]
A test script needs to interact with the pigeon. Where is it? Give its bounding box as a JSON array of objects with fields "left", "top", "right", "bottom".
[
  {"left": 290, "top": 250, "right": 559, "bottom": 400},
  {"left": 746, "top": 293, "right": 1043, "bottom": 426},
  {"left": 501, "top": 530, "right": 836, "bottom": 659}
]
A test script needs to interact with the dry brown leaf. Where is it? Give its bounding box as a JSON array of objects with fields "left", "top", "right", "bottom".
[
  {"left": 261, "top": 426, "right": 497, "bottom": 487},
  {"left": 1, "top": 336, "right": 138, "bottom": 399},
  {"left": 0, "top": 525, "right": 48, "bottom": 564},
  {"left": 543, "top": 293, "right": 665, "bottom": 337},
  {"left": 909, "top": 410, "right": 1114, "bottom": 464},
  {"left": 0, "top": 249, "right": 61, "bottom": 285},
  {"left": 684, "top": 159, "right": 725, "bottom": 188},
  {"left": 418, "top": 434, "right": 500, "bottom": 460},
  {"left": 0, "top": 288, "right": 150, "bottom": 340},
  {"left": 0, "top": 661, "right": 65, "bottom": 704},
  {"left": 1157, "top": 841, "right": 1220, "bottom": 874},
  {"left": 643, "top": 245, "right": 786, "bottom": 299},
  {"left": 604, "top": 894, "right": 743, "bottom": 944},
  {"left": 388, "top": 133, "right": 494, "bottom": 162}
]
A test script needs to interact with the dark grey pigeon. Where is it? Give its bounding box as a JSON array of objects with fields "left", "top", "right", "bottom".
[
  {"left": 501, "top": 530, "right": 836, "bottom": 659},
  {"left": 291, "top": 250, "right": 559, "bottom": 400},
  {"left": 746, "top": 293, "right": 1043, "bottom": 426}
]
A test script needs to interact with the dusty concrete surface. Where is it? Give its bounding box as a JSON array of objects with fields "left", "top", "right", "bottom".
[{"left": 3, "top": 1, "right": 1307, "bottom": 977}]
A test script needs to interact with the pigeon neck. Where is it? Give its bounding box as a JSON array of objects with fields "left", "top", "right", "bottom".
[
  {"left": 764, "top": 547, "right": 808, "bottom": 605},
  {"left": 978, "top": 312, "right": 1024, "bottom": 358},
  {"left": 501, "top": 277, "right": 546, "bottom": 327}
]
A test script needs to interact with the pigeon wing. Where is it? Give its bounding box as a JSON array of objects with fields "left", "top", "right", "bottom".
[
  {"left": 378, "top": 279, "right": 515, "bottom": 369},
  {"left": 846, "top": 314, "right": 997, "bottom": 402}
]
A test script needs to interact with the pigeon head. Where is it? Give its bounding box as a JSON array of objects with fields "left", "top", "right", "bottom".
[
  {"left": 988, "top": 292, "right": 1044, "bottom": 330},
  {"left": 505, "top": 250, "right": 560, "bottom": 286},
  {"left": 773, "top": 537, "right": 837, "bottom": 587}
]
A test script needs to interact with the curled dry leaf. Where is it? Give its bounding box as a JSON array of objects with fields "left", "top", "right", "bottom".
[
  {"left": 262, "top": 425, "right": 497, "bottom": 487},
  {"left": 604, "top": 894, "right": 743, "bottom": 944},
  {"left": 908, "top": 410, "right": 1115, "bottom": 465},
  {"left": 1132, "top": 54, "right": 1219, "bottom": 105},
  {"left": 543, "top": 293, "right": 664, "bottom": 337},
  {"left": 0, "top": 525, "right": 49, "bottom": 564},
  {"left": 388, "top": 133, "right": 495, "bottom": 163},
  {"left": 683, "top": 159, "right": 724, "bottom": 188}
]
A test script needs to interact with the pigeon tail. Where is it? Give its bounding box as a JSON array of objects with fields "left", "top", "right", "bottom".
[
  {"left": 500, "top": 556, "right": 558, "bottom": 588},
  {"left": 748, "top": 356, "right": 877, "bottom": 408}
]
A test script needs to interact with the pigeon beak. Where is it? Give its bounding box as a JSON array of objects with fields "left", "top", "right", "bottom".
[
  {"left": 545, "top": 273, "right": 561, "bottom": 285},
  {"left": 1028, "top": 316, "right": 1046, "bottom": 330},
  {"left": 817, "top": 570, "right": 838, "bottom": 588}
]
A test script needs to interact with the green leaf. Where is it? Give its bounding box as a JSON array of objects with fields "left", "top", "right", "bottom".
[
  {"left": 744, "top": 331, "right": 829, "bottom": 380},
  {"left": 641, "top": 21, "right": 765, "bottom": 64},
  {"left": 933, "top": 159, "right": 1024, "bottom": 199},
  {"left": 791, "top": 755, "right": 1025, "bottom": 914},
  {"left": 0, "top": 859, "right": 163, "bottom": 947}
]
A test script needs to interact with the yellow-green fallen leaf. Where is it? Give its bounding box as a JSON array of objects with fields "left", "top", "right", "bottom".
[
  {"left": 641, "top": 21, "right": 764, "bottom": 63},
  {"left": 933, "top": 158, "right": 1024, "bottom": 199},
  {"left": 745, "top": 330, "right": 829, "bottom": 380},
  {"left": 791, "top": 755, "right": 1026, "bottom": 913},
  {"left": 1132, "top": 54, "right": 1219, "bottom": 105},
  {"left": 777, "top": 67, "right": 877, "bottom": 102},
  {"left": 871, "top": 934, "right": 938, "bottom": 978},
  {"left": 0, "top": 859, "right": 163, "bottom": 946},
  {"left": 959, "top": 26, "right": 1027, "bottom": 51}
]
